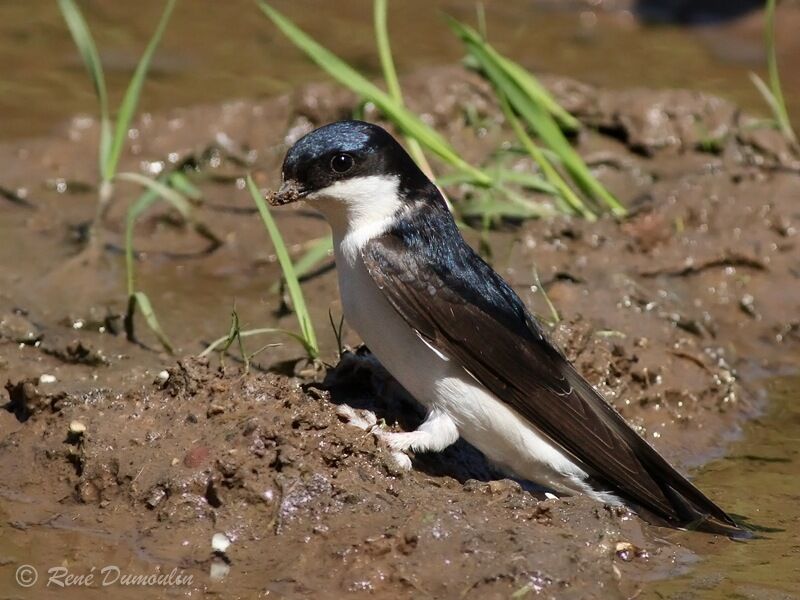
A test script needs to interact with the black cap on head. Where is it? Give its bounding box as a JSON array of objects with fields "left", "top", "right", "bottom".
[{"left": 275, "top": 120, "right": 432, "bottom": 204}]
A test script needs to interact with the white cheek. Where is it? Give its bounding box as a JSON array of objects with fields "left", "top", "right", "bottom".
[{"left": 307, "top": 175, "right": 403, "bottom": 262}]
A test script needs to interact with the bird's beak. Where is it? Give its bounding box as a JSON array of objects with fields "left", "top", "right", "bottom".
[{"left": 268, "top": 179, "right": 307, "bottom": 206}]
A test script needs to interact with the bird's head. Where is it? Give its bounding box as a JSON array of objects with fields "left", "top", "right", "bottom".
[{"left": 270, "top": 120, "right": 435, "bottom": 234}]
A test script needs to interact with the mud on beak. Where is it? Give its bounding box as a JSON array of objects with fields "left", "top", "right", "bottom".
[{"left": 268, "top": 179, "right": 307, "bottom": 206}]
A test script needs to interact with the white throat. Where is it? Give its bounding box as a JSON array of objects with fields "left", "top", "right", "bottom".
[{"left": 307, "top": 175, "right": 403, "bottom": 264}]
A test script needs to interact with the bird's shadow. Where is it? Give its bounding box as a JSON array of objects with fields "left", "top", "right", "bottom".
[{"left": 310, "top": 347, "right": 549, "bottom": 495}]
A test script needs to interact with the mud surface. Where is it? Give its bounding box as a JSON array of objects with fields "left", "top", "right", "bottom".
[{"left": 1, "top": 66, "right": 800, "bottom": 598}]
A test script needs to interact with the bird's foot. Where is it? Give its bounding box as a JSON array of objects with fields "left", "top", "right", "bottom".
[
  {"left": 371, "top": 429, "right": 419, "bottom": 471},
  {"left": 335, "top": 404, "right": 378, "bottom": 431},
  {"left": 335, "top": 404, "right": 414, "bottom": 471}
]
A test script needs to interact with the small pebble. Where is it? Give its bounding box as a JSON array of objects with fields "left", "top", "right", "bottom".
[
  {"left": 157, "top": 370, "right": 170, "bottom": 383},
  {"left": 69, "top": 420, "right": 87, "bottom": 434},
  {"left": 39, "top": 374, "right": 56, "bottom": 384},
  {"left": 212, "top": 533, "right": 231, "bottom": 553},
  {"left": 184, "top": 446, "right": 210, "bottom": 468},
  {"left": 209, "top": 559, "right": 230, "bottom": 582},
  {"left": 615, "top": 541, "right": 635, "bottom": 561}
]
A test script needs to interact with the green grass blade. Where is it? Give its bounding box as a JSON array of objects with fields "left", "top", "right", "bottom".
[
  {"left": 749, "top": 73, "right": 786, "bottom": 130},
  {"left": 199, "top": 327, "right": 309, "bottom": 358},
  {"left": 116, "top": 171, "right": 189, "bottom": 214},
  {"left": 532, "top": 266, "right": 560, "bottom": 325},
  {"left": 130, "top": 291, "right": 174, "bottom": 353},
  {"left": 269, "top": 235, "right": 334, "bottom": 293},
  {"left": 764, "top": 0, "right": 796, "bottom": 144},
  {"left": 122, "top": 171, "right": 219, "bottom": 294},
  {"left": 491, "top": 168, "right": 558, "bottom": 195},
  {"left": 452, "top": 21, "right": 625, "bottom": 216},
  {"left": 374, "top": 0, "right": 402, "bottom": 103},
  {"left": 257, "top": 1, "right": 491, "bottom": 186},
  {"left": 247, "top": 175, "right": 319, "bottom": 359},
  {"left": 460, "top": 192, "right": 557, "bottom": 221},
  {"left": 118, "top": 170, "right": 222, "bottom": 247},
  {"left": 447, "top": 18, "right": 579, "bottom": 131},
  {"left": 168, "top": 171, "right": 203, "bottom": 201},
  {"left": 437, "top": 168, "right": 556, "bottom": 195},
  {"left": 373, "top": 0, "right": 433, "bottom": 178},
  {"left": 499, "top": 93, "right": 595, "bottom": 220},
  {"left": 58, "top": 0, "right": 112, "bottom": 176},
  {"left": 293, "top": 235, "right": 334, "bottom": 278},
  {"left": 105, "top": 0, "right": 178, "bottom": 180},
  {"left": 498, "top": 186, "right": 559, "bottom": 219}
]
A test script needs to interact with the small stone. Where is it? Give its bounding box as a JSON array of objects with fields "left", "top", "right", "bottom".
[
  {"left": 615, "top": 541, "right": 636, "bottom": 561},
  {"left": 183, "top": 446, "right": 210, "bottom": 468},
  {"left": 39, "top": 374, "right": 56, "bottom": 384},
  {"left": 209, "top": 559, "right": 230, "bottom": 581},
  {"left": 207, "top": 404, "right": 225, "bottom": 417},
  {"left": 69, "top": 420, "right": 87, "bottom": 435},
  {"left": 211, "top": 533, "right": 231, "bottom": 553},
  {"left": 157, "top": 370, "right": 170, "bottom": 383},
  {"left": 145, "top": 487, "right": 167, "bottom": 509}
]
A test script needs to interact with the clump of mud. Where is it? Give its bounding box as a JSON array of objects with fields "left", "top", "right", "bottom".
[{"left": 1, "top": 357, "right": 657, "bottom": 598}]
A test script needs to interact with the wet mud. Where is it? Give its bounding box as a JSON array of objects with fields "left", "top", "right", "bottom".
[{"left": 1, "top": 66, "right": 799, "bottom": 598}]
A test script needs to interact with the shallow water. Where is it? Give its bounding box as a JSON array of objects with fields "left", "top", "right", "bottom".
[
  {"left": 645, "top": 375, "right": 800, "bottom": 599},
  {"left": 1, "top": 0, "right": 798, "bottom": 140}
]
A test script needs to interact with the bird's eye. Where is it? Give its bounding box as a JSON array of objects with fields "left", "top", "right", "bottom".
[{"left": 330, "top": 153, "right": 354, "bottom": 174}]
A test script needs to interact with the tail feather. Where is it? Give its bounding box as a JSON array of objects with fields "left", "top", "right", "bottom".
[
  {"left": 631, "top": 442, "right": 752, "bottom": 539},
  {"left": 661, "top": 484, "right": 752, "bottom": 539}
]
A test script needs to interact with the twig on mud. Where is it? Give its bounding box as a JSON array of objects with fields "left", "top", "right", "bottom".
[
  {"left": 668, "top": 350, "right": 712, "bottom": 373},
  {"left": 0, "top": 185, "right": 35, "bottom": 209},
  {"left": 639, "top": 252, "right": 768, "bottom": 278}
]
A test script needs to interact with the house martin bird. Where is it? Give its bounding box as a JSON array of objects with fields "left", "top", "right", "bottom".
[{"left": 270, "top": 120, "right": 748, "bottom": 537}]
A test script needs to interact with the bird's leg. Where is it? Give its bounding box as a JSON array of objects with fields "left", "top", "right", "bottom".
[
  {"left": 372, "top": 408, "right": 459, "bottom": 470},
  {"left": 335, "top": 404, "right": 378, "bottom": 431}
]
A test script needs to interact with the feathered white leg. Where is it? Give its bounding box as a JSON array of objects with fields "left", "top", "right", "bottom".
[{"left": 373, "top": 408, "right": 459, "bottom": 470}]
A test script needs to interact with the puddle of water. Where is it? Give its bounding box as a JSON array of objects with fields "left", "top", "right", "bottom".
[
  {"left": 0, "top": 498, "right": 203, "bottom": 598},
  {"left": 0, "top": 1, "right": 797, "bottom": 140},
  {"left": 644, "top": 375, "right": 800, "bottom": 599}
]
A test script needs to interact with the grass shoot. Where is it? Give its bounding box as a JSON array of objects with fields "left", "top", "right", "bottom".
[
  {"left": 122, "top": 171, "right": 220, "bottom": 352},
  {"left": 258, "top": 0, "right": 623, "bottom": 228},
  {"left": 59, "top": 0, "right": 199, "bottom": 353},
  {"left": 257, "top": 1, "right": 491, "bottom": 187},
  {"left": 749, "top": 0, "right": 796, "bottom": 145},
  {"left": 198, "top": 307, "right": 283, "bottom": 372},
  {"left": 58, "top": 0, "right": 179, "bottom": 224},
  {"left": 373, "top": 0, "right": 436, "bottom": 182},
  {"left": 247, "top": 175, "right": 320, "bottom": 360},
  {"left": 448, "top": 18, "right": 625, "bottom": 218}
]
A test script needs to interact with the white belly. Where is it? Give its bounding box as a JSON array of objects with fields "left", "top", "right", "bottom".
[{"left": 335, "top": 249, "right": 599, "bottom": 496}]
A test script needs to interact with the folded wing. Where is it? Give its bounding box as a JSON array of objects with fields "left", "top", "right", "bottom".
[{"left": 361, "top": 224, "right": 745, "bottom": 536}]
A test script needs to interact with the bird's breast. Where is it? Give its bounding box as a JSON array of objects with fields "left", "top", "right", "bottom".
[{"left": 334, "top": 247, "right": 447, "bottom": 401}]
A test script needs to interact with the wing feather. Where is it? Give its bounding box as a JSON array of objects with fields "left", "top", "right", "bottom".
[{"left": 361, "top": 228, "right": 739, "bottom": 531}]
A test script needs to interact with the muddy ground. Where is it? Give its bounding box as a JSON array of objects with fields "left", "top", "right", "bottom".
[{"left": 1, "top": 66, "right": 799, "bottom": 598}]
